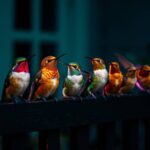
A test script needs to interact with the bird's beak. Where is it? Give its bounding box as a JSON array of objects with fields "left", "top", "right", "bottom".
[
  {"left": 68, "top": 64, "right": 73, "bottom": 69},
  {"left": 56, "top": 53, "right": 68, "bottom": 60},
  {"left": 59, "top": 61, "right": 69, "bottom": 67}
]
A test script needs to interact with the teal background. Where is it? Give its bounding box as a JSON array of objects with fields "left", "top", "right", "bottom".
[
  {"left": 0, "top": 0, "right": 91, "bottom": 97},
  {"left": 0, "top": 0, "right": 150, "bottom": 149},
  {"left": 0, "top": 0, "right": 150, "bottom": 97}
]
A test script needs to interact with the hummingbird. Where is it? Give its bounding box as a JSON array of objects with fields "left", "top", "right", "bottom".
[
  {"left": 115, "top": 54, "right": 137, "bottom": 94},
  {"left": 28, "top": 54, "right": 66, "bottom": 101},
  {"left": 81, "top": 57, "right": 108, "bottom": 99},
  {"left": 1, "top": 57, "right": 30, "bottom": 103},
  {"left": 104, "top": 62, "right": 123, "bottom": 96},
  {"left": 136, "top": 65, "right": 150, "bottom": 92},
  {"left": 62, "top": 62, "right": 84, "bottom": 99},
  {"left": 119, "top": 66, "right": 137, "bottom": 94}
]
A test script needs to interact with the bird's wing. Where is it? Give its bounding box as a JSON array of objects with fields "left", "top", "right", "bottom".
[
  {"left": 103, "top": 80, "right": 110, "bottom": 96},
  {"left": 62, "top": 77, "right": 74, "bottom": 97},
  {"left": 115, "top": 54, "right": 134, "bottom": 69},
  {"left": 121, "top": 74, "right": 127, "bottom": 87},
  {"left": 1, "top": 72, "right": 12, "bottom": 102},
  {"left": 28, "top": 71, "right": 42, "bottom": 100},
  {"left": 80, "top": 71, "right": 93, "bottom": 97},
  {"left": 64, "top": 77, "right": 74, "bottom": 88},
  {"left": 135, "top": 81, "right": 145, "bottom": 91}
]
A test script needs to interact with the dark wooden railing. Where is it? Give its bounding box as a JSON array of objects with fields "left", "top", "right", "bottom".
[{"left": 0, "top": 94, "right": 150, "bottom": 150}]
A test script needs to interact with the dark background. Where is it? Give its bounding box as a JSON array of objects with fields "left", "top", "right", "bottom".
[
  {"left": 0, "top": 0, "right": 150, "bottom": 97},
  {"left": 0, "top": 0, "right": 150, "bottom": 149}
]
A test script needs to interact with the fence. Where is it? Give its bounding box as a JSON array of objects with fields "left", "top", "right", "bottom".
[{"left": 0, "top": 94, "right": 150, "bottom": 150}]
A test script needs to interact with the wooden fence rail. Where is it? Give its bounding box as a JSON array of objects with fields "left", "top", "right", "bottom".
[{"left": 0, "top": 94, "right": 150, "bottom": 150}]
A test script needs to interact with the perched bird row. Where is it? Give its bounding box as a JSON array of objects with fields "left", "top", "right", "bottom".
[{"left": 1, "top": 54, "right": 150, "bottom": 103}]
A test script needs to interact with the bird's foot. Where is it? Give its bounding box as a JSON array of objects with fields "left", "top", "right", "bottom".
[
  {"left": 13, "top": 97, "right": 23, "bottom": 104},
  {"left": 19, "top": 96, "right": 28, "bottom": 103},
  {"left": 62, "top": 96, "right": 77, "bottom": 100},
  {"left": 70, "top": 97, "right": 77, "bottom": 100},
  {"left": 102, "top": 94, "right": 107, "bottom": 101},
  {"left": 48, "top": 96, "right": 58, "bottom": 101},
  {"left": 41, "top": 97, "right": 48, "bottom": 102},
  {"left": 63, "top": 96, "right": 82, "bottom": 101},
  {"left": 33, "top": 97, "right": 48, "bottom": 102},
  {"left": 72, "top": 96, "right": 83, "bottom": 101},
  {"left": 21, "top": 98, "right": 28, "bottom": 103},
  {"left": 62, "top": 96, "right": 70, "bottom": 100},
  {"left": 77, "top": 96, "right": 83, "bottom": 101},
  {"left": 89, "top": 92, "right": 97, "bottom": 99}
]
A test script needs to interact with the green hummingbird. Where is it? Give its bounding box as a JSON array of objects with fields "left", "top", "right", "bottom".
[
  {"left": 81, "top": 57, "right": 108, "bottom": 99},
  {"left": 62, "top": 62, "right": 84, "bottom": 99}
]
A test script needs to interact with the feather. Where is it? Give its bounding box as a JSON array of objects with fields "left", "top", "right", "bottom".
[
  {"left": 1, "top": 72, "right": 11, "bottom": 102},
  {"left": 80, "top": 71, "right": 93, "bottom": 97},
  {"left": 28, "top": 71, "right": 41, "bottom": 100},
  {"left": 114, "top": 54, "right": 134, "bottom": 69}
]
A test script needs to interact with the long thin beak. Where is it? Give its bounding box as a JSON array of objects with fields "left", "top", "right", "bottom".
[
  {"left": 56, "top": 53, "right": 68, "bottom": 60},
  {"left": 59, "top": 61, "right": 69, "bottom": 67}
]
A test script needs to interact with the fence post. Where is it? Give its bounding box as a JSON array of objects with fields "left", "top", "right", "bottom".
[
  {"left": 2, "top": 135, "right": 12, "bottom": 150},
  {"left": 70, "top": 126, "right": 89, "bottom": 150},
  {"left": 97, "top": 122, "right": 116, "bottom": 150},
  {"left": 144, "top": 119, "right": 150, "bottom": 150},
  {"left": 39, "top": 130, "right": 60, "bottom": 150},
  {"left": 39, "top": 132, "right": 47, "bottom": 150},
  {"left": 122, "top": 120, "right": 139, "bottom": 150},
  {"left": 47, "top": 129, "right": 60, "bottom": 150},
  {"left": 2, "top": 134, "right": 30, "bottom": 150}
]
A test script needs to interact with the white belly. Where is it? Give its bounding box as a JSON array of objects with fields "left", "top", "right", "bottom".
[
  {"left": 94, "top": 69, "right": 108, "bottom": 89},
  {"left": 68, "top": 75, "right": 83, "bottom": 96},
  {"left": 11, "top": 72, "right": 30, "bottom": 95}
]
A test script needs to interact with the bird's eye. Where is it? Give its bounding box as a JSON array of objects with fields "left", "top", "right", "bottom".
[
  {"left": 73, "top": 65, "right": 78, "bottom": 69},
  {"left": 46, "top": 60, "right": 51, "bottom": 63}
]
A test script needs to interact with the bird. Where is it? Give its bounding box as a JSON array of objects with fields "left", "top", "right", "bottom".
[
  {"left": 28, "top": 54, "right": 66, "bottom": 101},
  {"left": 104, "top": 62, "right": 123, "bottom": 96},
  {"left": 62, "top": 62, "right": 84, "bottom": 99},
  {"left": 119, "top": 66, "right": 137, "bottom": 94},
  {"left": 1, "top": 57, "right": 30, "bottom": 103},
  {"left": 136, "top": 65, "right": 150, "bottom": 93},
  {"left": 115, "top": 53, "right": 150, "bottom": 93},
  {"left": 114, "top": 54, "right": 137, "bottom": 94},
  {"left": 81, "top": 57, "right": 108, "bottom": 99}
]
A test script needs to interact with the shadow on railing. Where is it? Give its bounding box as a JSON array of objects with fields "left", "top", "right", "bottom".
[{"left": 0, "top": 94, "right": 150, "bottom": 150}]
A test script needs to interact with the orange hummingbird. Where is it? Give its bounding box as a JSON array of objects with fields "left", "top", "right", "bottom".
[
  {"left": 136, "top": 65, "right": 150, "bottom": 92},
  {"left": 104, "top": 62, "right": 123, "bottom": 96},
  {"left": 28, "top": 54, "right": 66, "bottom": 101},
  {"left": 1, "top": 57, "right": 30, "bottom": 103}
]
